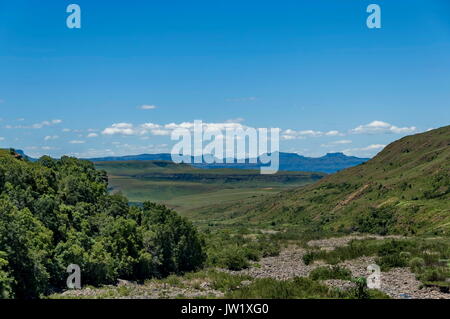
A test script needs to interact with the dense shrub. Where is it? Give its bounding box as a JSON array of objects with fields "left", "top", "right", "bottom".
[
  {"left": 355, "top": 207, "right": 396, "bottom": 235},
  {"left": 218, "top": 247, "right": 250, "bottom": 271},
  {"left": 309, "top": 266, "right": 352, "bottom": 281},
  {"left": 205, "top": 230, "right": 281, "bottom": 271},
  {"left": 0, "top": 151, "right": 206, "bottom": 298},
  {"left": 0, "top": 252, "right": 13, "bottom": 298},
  {"left": 409, "top": 257, "right": 425, "bottom": 271}
]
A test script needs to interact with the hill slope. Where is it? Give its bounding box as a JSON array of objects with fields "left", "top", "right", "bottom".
[{"left": 222, "top": 126, "right": 450, "bottom": 235}]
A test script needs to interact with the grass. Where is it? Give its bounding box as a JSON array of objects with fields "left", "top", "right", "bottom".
[
  {"left": 309, "top": 266, "right": 353, "bottom": 281},
  {"left": 95, "top": 160, "right": 324, "bottom": 216},
  {"left": 226, "top": 276, "right": 389, "bottom": 299},
  {"left": 209, "top": 126, "right": 450, "bottom": 236}
]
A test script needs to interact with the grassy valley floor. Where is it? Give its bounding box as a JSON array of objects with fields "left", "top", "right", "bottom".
[{"left": 94, "top": 160, "right": 325, "bottom": 216}]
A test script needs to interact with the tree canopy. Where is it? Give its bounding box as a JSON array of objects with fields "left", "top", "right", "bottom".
[{"left": 0, "top": 150, "right": 206, "bottom": 298}]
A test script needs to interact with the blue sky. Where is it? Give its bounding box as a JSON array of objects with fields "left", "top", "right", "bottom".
[{"left": 0, "top": 0, "right": 449, "bottom": 158}]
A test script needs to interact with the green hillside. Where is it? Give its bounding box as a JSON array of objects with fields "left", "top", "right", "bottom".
[
  {"left": 217, "top": 126, "right": 450, "bottom": 235},
  {"left": 94, "top": 160, "right": 325, "bottom": 215}
]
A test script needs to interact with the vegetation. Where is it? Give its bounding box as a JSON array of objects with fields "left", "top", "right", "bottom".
[
  {"left": 205, "top": 230, "right": 281, "bottom": 271},
  {"left": 0, "top": 150, "right": 206, "bottom": 298},
  {"left": 303, "top": 237, "right": 450, "bottom": 290},
  {"left": 94, "top": 160, "right": 324, "bottom": 216},
  {"left": 309, "top": 266, "right": 352, "bottom": 281},
  {"left": 226, "top": 276, "right": 389, "bottom": 299},
  {"left": 204, "top": 126, "right": 450, "bottom": 235},
  {"left": 3, "top": 126, "right": 450, "bottom": 299}
]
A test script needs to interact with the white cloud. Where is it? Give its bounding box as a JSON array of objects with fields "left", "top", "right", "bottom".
[
  {"left": 281, "top": 135, "right": 297, "bottom": 140},
  {"left": 102, "top": 123, "right": 138, "bottom": 136},
  {"left": 87, "top": 133, "right": 98, "bottom": 138},
  {"left": 359, "top": 144, "right": 386, "bottom": 151},
  {"left": 44, "top": 135, "right": 59, "bottom": 141},
  {"left": 325, "top": 130, "right": 342, "bottom": 136},
  {"left": 225, "top": 117, "right": 245, "bottom": 123},
  {"left": 140, "top": 104, "right": 157, "bottom": 110},
  {"left": 333, "top": 139, "right": 352, "bottom": 144},
  {"left": 32, "top": 119, "right": 62, "bottom": 129},
  {"left": 102, "top": 121, "right": 248, "bottom": 137},
  {"left": 101, "top": 121, "right": 350, "bottom": 145},
  {"left": 343, "top": 144, "right": 386, "bottom": 156},
  {"left": 351, "top": 121, "right": 416, "bottom": 135},
  {"left": 151, "top": 129, "right": 171, "bottom": 136},
  {"left": 6, "top": 119, "right": 63, "bottom": 129},
  {"left": 281, "top": 129, "right": 343, "bottom": 140},
  {"left": 69, "top": 140, "right": 85, "bottom": 144},
  {"left": 321, "top": 140, "right": 352, "bottom": 147},
  {"left": 0, "top": 137, "right": 4, "bottom": 141}
]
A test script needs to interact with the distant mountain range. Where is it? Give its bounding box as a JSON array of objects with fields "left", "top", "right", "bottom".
[
  {"left": 88, "top": 152, "right": 369, "bottom": 174},
  {"left": 8, "top": 149, "right": 369, "bottom": 174}
]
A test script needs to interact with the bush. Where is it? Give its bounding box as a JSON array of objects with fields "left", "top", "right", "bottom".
[
  {"left": 219, "top": 248, "right": 249, "bottom": 271},
  {"left": 0, "top": 252, "right": 13, "bottom": 298},
  {"left": 348, "top": 277, "right": 369, "bottom": 299},
  {"left": 409, "top": 257, "right": 425, "bottom": 271},
  {"left": 0, "top": 152, "right": 206, "bottom": 298},
  {"left": 309, "top": 266, "right": 352, "bottom": 281},
  {"left": 355, "top": 207, "right": 396, "bottom": 235},
  {"left": 302, "top": 252, "right": 316, "bottom": 265},
  {"left": 418, "top": 268, "right": 449, "bottom": 283}
]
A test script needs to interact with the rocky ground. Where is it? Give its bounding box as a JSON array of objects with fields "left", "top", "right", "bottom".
[
  {"left": 225, "top": 235, "right": 449, "bottom": 299},
  {"left": 58, "top": 279, "right": 224, "bottom": 299},
  {"left": 55, "top": 235, "right": 450, "bottom": 299}
]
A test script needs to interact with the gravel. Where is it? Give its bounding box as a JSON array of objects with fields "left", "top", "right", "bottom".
[{"left": 224, "top": 235, "right": 450, "bottom": 299}]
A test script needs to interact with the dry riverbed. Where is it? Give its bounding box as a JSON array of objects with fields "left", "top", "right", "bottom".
[
  {"left": 225, "top": 235, "right": 449, "bottom": 299},
  {"left": 54, "top": 235, "right": 449, "bottom": 299}
]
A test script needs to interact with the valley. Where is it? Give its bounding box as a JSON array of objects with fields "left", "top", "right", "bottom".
[
  {"left": 2, "top": 126, "right": 449, "bottom": 299},
  {"left": 94, "top": 160, "right": 325, "bottom": 215}
]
